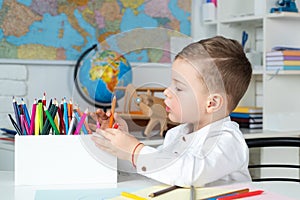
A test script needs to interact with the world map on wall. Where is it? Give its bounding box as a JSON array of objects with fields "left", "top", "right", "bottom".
[{"left": 0, "top": 0, "right": 191, "bottom": 63}]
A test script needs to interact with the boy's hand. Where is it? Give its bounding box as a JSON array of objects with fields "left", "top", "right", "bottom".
[
  {"left": 92, "top": 128, "right": 143, "bottom": 161},
  {"left": 88, "top": 109, "right": 128, "bottom": 132}
]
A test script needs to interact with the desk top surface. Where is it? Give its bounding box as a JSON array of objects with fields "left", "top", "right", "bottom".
[{"left": 1, "top": 171, "right": 299, "bottom": 200}]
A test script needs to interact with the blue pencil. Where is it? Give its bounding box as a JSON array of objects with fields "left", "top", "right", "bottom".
[
  {"left": 21, "top": 98, "right": 31, "bottom": 128},
  {"left": 12, "top": 97, "right": 21, "bottom": 131},
  {"left": 63, "top": 97, "right": 69, "bottom": 134}
]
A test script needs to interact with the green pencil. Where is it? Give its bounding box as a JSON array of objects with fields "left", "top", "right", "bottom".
[{"left": 44, "top": 106, "right": 60, "bottom": 135}]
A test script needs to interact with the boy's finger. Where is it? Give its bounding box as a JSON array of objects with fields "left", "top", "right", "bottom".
[
  {"left": 88, "top": 123, "right": 97, "bottom": 131},
  {"left": 96, "top": 109, "right": 109, "bottom": 119},
  {"left": 88, "top": 112, "right": 98, "bottom": 122},
  {"left": 97, "top": 129, "right": 115, "bottom": 140}
]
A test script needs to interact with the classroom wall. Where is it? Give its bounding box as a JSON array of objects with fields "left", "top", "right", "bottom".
[
  {"left": 0, "top": 60, "right": 172, "bottom": 129},
  {"left": 0, "top": 0, "right": 201, "bottom": 129}
]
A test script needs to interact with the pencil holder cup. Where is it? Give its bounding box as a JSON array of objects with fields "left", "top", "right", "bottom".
[{"left": 15, "top": 135, "right": 117, "bottom": 187}]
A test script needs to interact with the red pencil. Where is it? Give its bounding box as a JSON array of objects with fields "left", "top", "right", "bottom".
[{"left": 217, "top": 190, "right": 264, "bottom": 200}]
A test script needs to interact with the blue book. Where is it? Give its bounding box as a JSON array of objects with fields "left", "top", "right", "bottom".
[{"left": 230, "top": 113, "right": 262, "bottom": 119}]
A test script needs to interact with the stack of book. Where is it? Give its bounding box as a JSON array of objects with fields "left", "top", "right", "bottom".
[
  {"left": 266, "top": 50, "right": 300, "bottom": 71},
  {"left": 230, "top": 106, "right": 263, "bottom": 130}
]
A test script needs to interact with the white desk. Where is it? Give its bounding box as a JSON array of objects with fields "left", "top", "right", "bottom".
[{"left": 1, "top": 171, "right": 299, "bottom": 200}]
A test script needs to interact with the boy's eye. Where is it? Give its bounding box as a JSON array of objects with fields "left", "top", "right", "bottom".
[{"left": 175, "top": 87, "right": 182, "bottom": 92}]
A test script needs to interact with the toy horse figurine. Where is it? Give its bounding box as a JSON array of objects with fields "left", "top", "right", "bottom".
[
  {"left": 121, "top": 84, "right": 168, "bottom": 137},
  {"left": 270, "top": 0, "right": 298, "bottom": 13}
]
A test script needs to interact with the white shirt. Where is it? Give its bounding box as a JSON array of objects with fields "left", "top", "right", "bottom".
[{"left": 136, "top": 117, "right": 252, "bottom": 187}]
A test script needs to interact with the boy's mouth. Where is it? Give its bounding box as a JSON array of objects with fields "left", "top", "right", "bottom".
[{"left": 165, "top": 105, "right": 171, "bottom": 112}]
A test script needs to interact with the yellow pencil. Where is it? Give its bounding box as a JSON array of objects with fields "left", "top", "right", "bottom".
[
  {"left": 34, "top": 102, "right": 40, "bottom": 135},
  {"left": 121, "top": 192, "right": 147, "bottom": 200}
]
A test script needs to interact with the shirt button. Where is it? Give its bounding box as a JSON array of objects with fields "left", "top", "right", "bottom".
[
  {"left": 141, "top": 166, "right": 147, "bottom": 172},
  {"left": 182, "top": 136, "right": 186, "bottom": 142}
]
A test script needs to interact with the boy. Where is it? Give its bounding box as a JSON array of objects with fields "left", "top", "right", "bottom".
[{"left": 91, "top": 36, "right": 252, "bottom": 187}]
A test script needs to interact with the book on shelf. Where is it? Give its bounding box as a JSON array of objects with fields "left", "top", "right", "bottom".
[
  {"left": 266, "top": 56, "right": 300, "bottom": 61},
  {"left": 266, "top": 60, "right": 300, "bottom": 66},
  {"left": 266, "top": 50, "right": 300, "bottom": 57},
  {"left": 232, "top": 106, "right": 262, "bottom": 114},
  {"left": 266, "top": 65, "right": 300, "bottom": 71},
  {"left": 271, "top": 46, "right": 300, "bottom": 51},
  {"left": 230, "top": 113, "right": 262, "bottom": 119},
  {"left": 239, "top": 122, "right": 263, "bottom": 129},
  {"left": 231, "top": 117, "right": 262, "bottom": 124}
]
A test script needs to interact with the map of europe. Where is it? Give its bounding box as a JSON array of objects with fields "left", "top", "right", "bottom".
[{"left": 0, "top": 0, "right": 191, "bottom": 62}]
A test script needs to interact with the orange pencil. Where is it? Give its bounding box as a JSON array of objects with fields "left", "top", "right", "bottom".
[
  {"left": 68, "top": 99, "right": 73, "bottom": 124},
  {"left": 109, "top": 95, "right": 116, "bottom": 128}
]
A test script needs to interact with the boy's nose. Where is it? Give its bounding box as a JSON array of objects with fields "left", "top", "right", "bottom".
[{"left": 163, "top": 88, "right": 171, "bottom": 98}]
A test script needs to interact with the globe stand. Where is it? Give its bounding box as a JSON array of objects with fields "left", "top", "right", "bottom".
[{"left": 74, "top": 44, "right": 113, "bottom": 111}]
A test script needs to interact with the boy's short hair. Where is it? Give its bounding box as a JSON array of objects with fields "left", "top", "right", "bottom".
[{"left": 175, "top": 36, "right": 252, "bottom": 112}]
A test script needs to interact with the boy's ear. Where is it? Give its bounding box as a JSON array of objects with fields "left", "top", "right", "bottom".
[{"left": 206, "top": 94, "right": 223, "bottom": 113}]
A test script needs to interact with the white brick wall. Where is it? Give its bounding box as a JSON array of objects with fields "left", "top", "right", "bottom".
[
  {"left": 0, "top": 64, "right": 28, "bottom": 128},
  {"left": 0, "top": 60, "right": 171, "bottom": 130}
]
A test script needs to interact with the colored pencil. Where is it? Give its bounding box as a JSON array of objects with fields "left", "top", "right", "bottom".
[
  {"left": 42, "top": 92, "right": 46, "bottom": 106},
  {"left": 20, "top": 113, "right": 26, "bottom": 135},
  {"left": 21, "top": 98, "right": 31, "bottom": 128},
  {"left": 217, "top": 190, "right": 263, "bottom": 200},
  {"left": 67, "top": 113, "right": 76, "bottom": 135},
  {"left": 57, "top": 105, "right": 66, "bottom": 134},
  {"left": 22, "top": 114, "right": 30, "bottom": 135},
  {"left": 42, "top": 92, "right": 46, "bottom": 122},
  {"left": 121, "top": 192, "right": 147, "bottom": 200},
  {"left": 38, "top": 100, "right": 43, "bottom": 133},
  {"left": 96, "top": 121, "right": 101, "bottom": 129},
  {"left": 148, "top": 185, "right": 181, "bottom": 197},
  {"left": 0, "top": 137, "right": 14, "bottom": 142},
  {"left": 77, "top": 107, "right": 90, "bottom": 134},
  {"left": 42, "top": 104, "right": 55, "bottom": 135},
  {"left": 74, "top": 108, "right": 88, "bottom": 135},
  {"left": 63, "top": 98, "right": 69, "bottom": 134},
  {"left": 68, "top": 99, "right": 72, "bottom": 124},
  {"left": 203, "top": 188, "right": 250, "bottom": 199},
  {"left": 109, "top": 95, "right": 116, "bottom": 128},
  {"left": 29, "top": 99, "right": 37, "bottom": 135},
  {"left": 19, "top": 105, "right": 27, "bottom": 135},
  {"left": 8, "top": 114, "right": 22, "bottom": 135},
  {"left": 74, "top": 110, "right": 88, "bottom": 135},
  {"left": 34, "top": 101, "right": 40, "bottom": 135},
  {"left": 44, "top": 106, "right": 60, "bottom": 135},
  {"left": 12, "top": 97, "right": 21, "bottom": 131}
]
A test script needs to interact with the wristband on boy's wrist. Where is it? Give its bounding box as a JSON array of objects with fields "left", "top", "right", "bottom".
[{"left": 131, "top": 142, "right": 143, "bottom": 168}]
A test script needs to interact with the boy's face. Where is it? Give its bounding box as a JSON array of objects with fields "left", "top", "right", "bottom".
[{"left": 164, "top": 58, "right": 210, "bottom": 124}]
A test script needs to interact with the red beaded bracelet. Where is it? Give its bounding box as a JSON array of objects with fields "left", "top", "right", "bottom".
[{"left": 131, "top": 142, "right": 143, "bottom": 168}]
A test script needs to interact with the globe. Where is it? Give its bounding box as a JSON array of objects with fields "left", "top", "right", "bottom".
[{"left": 75, "top": 47, "right": 132, "bottom": 108}]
